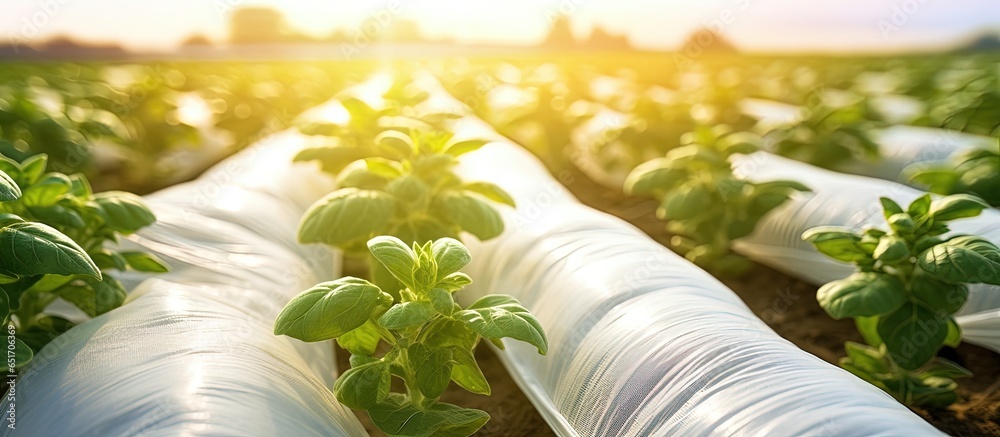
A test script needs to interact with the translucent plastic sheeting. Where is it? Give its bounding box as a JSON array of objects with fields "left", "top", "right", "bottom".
[
  {"left": 732, "top": 152, "right": 1000, "bottom": 352},
  {"left": 740, "top": 97, "right": 998, "bottom": 185},
  {"left": 1, "top": 131, "right": 366, "bottom": 436},
  {"left": 446, "top": 115, "right": 940, "bottom": 436}
]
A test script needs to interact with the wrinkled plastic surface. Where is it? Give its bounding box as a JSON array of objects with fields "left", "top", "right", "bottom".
[
  {"left": 733, "top": 152, "right": 1000, "bottom": 352},
  {"left": 1, "top": 131, "right": 366, "bottom": 436},
  {"left": 446, "top": 115, "right": 940, "bottom": 436},
  {"left": 741, "top": 98, "right": 998, "bottom": 184}
]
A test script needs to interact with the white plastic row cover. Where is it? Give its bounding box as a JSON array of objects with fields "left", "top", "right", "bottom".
[
  {"left": 447, "top": 113, "right": 941, "bottom": 436},
  {"left": 1, "top": 131, "right": 366, "bottom": 436}
]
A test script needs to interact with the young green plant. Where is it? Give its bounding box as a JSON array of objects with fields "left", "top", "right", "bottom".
[
  {"left": 905, "top": 148, "right": 999, "bottom": 206},
  {"left": 803, "top": 194, "right": 1000, "bottom": 406},
  {"left": 0, "top": 153, "right": 167, "bottom": 366},
  {"left": 296, "top": 127, "right": 514, "bottom": 295},
  {"left": 764, "top": 99, "right": 880, "bottom": 170},
  {"left": 275, "top": 236, "right": 547, "bottom": 437},
  {"left": 625, "top": 126, "right": 810, "bottom": 276}
]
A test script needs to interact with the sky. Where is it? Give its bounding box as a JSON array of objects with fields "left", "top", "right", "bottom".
[{"left": 0, "top": 0, "right": 998, "bottom": 53}]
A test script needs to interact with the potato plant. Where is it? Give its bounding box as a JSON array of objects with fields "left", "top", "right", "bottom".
[
  {"left": 296, "top": 127, "right": 514, "bottom": 295},
  {"left": 905, "top": 148, "right": 999, "bottom": 206},
  {"left": 0, "top": 153, "right": 167, "bottom": 365},
  {"left": 625, "top": 126, "right": 809, "bottom": 276},
  {"left": 764, "top": 100, "right": 880, "bottom": 170},
  {"left": 275, "top": 236, "right": 546, "bottom": 436},
  {"left": 803, "top": 194, "right": 1000, "bottom": 406}
]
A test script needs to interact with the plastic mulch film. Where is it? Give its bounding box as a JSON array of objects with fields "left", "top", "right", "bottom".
[
  {"left": 1, "top": 131, "right": 366, "bottom": 436},
  {"left": 740, "top": 97, "right": 998, "bottom": 185},
  {"left": 732, "top": 151, "right": 1000, "bottom": 352},
  {"left": 445, "top": 115, "right": 941, "bottom": 436}
]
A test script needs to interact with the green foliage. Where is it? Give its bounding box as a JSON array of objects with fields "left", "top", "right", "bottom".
[
  {"left": 275, "top": 236, "right": 546, "bottom": 437},
  {"left": 296, "top": 127, "right": 513, "bottom": 254},
  {"left": 803, "top": 193, "right": 998, "bottom": 406},
  {"left": 765, "top": 99, "right": 881, "bottom": 170},
  {"left": 905, "top": 148, "right": 1000, "bottom": 206},
  {"left": 0, "top": 153, "right": 167, "bottom": 368},
  {"left": 625, "top": 125, "right": 809, "bottom": 276}
]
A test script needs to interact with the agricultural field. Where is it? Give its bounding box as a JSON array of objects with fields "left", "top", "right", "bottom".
[{"left": 1, "top": 50, "right": 998, "bottom": 436}]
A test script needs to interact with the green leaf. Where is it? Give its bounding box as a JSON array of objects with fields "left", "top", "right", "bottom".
[
  {"left": 880, "top": 197, "right": 904, "bottom": 219},
  {"left": 0, "top": 170, "right": 21, "bottom": 202},
  {"left": 120, "top": 251, "right": 169, "bottom": 273},
  {"left": 337, "top": 321, "right": 382, "bottom": 356},
  {"left": 929, "top": 194, "right": 989, "bottom": 221},
  {"left": 378, "top": 301, "right": 436, "bottom": 330},
  {"left": 873, "top": 235, "right": 910, "bottom": 264},
  {"left": 93, "top": 191, "right": 156, "bottom": 233},
  {"left": 0, "top": 222, "right": 100, "bottom": 278},
  {"left": 919, "top": 357, "right": 971, "bottom": 380},
  {"left": 91, "top": 250, "right": 127, "bottom": 271},
  {"left": 28, "top": 205, "right": 85, "bottom": 229},
  {"left": 855, "top": 316, "right": 883, "bottom": 347},
  {"left": 432, "top": 238, "right": 471, "bottom": 279},
  {"left": 816, "top": 272, "right": 907, "bottom": 319},
  {"left": 435, "top": 272, "right": 472, "bottom": 292},
  {"left": 21, "top": 173, "right": 71, "bottom": 207},
  {"left": 843, "top": 341, "right": 889, "bottom": 374},
  {"left": 623, "top": 160, "right": 687, "bottom": 197},
  {"left": 367, "top": 236, "right": 416, "bottom": 288},
  {"left": 422, "top": 317, "right": 479, "bottom": 351},
  {"left": 374, "top": 130, "right": 414, "bottom": 159},
  {"left": 445, "top": 139, "right": 489, "bottom": 157},
  {"left": 12, "top": 338, "right": 32, "bottom": 369},
  {"left": 943, "top": 318, "right": 962, "bottom": 348},
  {"left": 412, "top": 241, "right": 438, "bottom": 291},
  {"left": 887, "top": 213, "right": 914, "bottom": 234},
  {"left": 450, "top": 346, "right": 490, "bottom": 395},
  {"left": 92, "top": 277, "right": 126, "bottom": 315},
  {"left": 910, "top": 168, "right": 960, "bottom": 192},
  {"left": 365, "top": 158, "right": 404, "bottom": 179},
  {"left": 657, "top": 183, "right": 711, "bottom": 221},
  {"left": 461, "top": 182, "right": 516, "bottom": 208},
  {"left": 918, "top": 236, "right": 1000, "bottom": 285},
  {"left": 299, "top": 189, "right": 398, "bottom": 247},
  {"left": 802, "top": 226, "right": 867, "bottom": 262},
  {"left": 55, "top": 283, "right": 97, "bottom": 317},
  {"left": 386, "top": 175, "right": 429, "bottom": 207},
  {"left": 409, "top": 343, "right": 454, "bottom": 398},
  {"left": 274, "top": 278, "right": 393, "bottom": 342},
  {"left": 911, "top": 276, "right": 968, "bottom": 314},
  {"left": 19, "top": 154, "right": 47, "bottom": 186},
  {"left": 878, "top": 303, "right": 948, "bottom": 370},
  {"left": 368, "top": 394, "right": 489, "bottom": 437},
  {"left": 333, "top": 359, "right": 390, "bottom": 410},
  {"left": 294, "top": 146, "right": 366, "bottom": 174},
  {"left": 456, "top": 294, "right": 547, "bottom": 355},
  {"left": 429, "top": 288, "right": 455, "bottom": 315},
  {"left": 907, "top": 194, "right": 932, "bottom": 219},
  {"left": 434, "top": 192, "right": 504, "bottom": 241},
  {"left": 67, "top": 173, "right": 92, "bottom": 197},
  {"left": 0, "top": 275, "right": 41, "bottom": 311}
]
